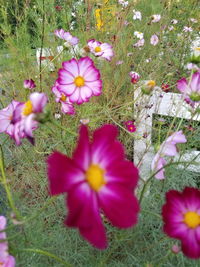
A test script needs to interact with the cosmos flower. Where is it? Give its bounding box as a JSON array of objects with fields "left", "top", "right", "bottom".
[
  {"left": 134, "top": 31, "right": 144, "bottom": 39},
  {"left": 133, "top": 38, "right": 145, "bottom": 47},
  {"left": 0, "top": 216, "right": 15, "bottom": 267},
  {"left": 162, "top": 187, "right": 200, "bottom": 259},
  {"left": 183, "top": 26, "right": 193, "bottom": 33},
  {"left": 150, "top": 34, "right": 159, "bottom": 46},
  {"left": 54, "top": 29, "right": 79, "bottom": 46},
  {"left": 171, "top": 19, "right": 178, "bottom": 24},
  {"left": 47, "top": 124, "right": 140, "bottom": 249},
  {"left": 12, "top": 92, "right": 48, "bottom": 145},
  {"left": 124, "top": 121, "right": 136, "bottom": 132},
  {"left": 87, "top": 39, "right": 114, "bottom": 61},
  {"left": 151, "top": 131, "right": 187, "bottom": 179},
  {"left": 57, "top": 57, "right": 102, "bottom": 104},
  {"left": 118, "top": 0, "right": 129, "bottom": 8},
  {"left": 129, "top": 71, "right": 140, "bottom": 84},
  {"left": 177, "top": 71, "right": 200, "bottom": 103},
  {"left": 151, "top": 14, "right": 161, "bottom": 23},
  {"left": 23, "top": 79, "right": 36, "bottom": 89},
  {"left": 52, "top": 81, "right": 75, "bottom": 115},
  {"left": 0, "top": 100, "right": 22, "bottom": 136},
  {"left": 133, "top": 10, "right": 142, "bottom": 21}
]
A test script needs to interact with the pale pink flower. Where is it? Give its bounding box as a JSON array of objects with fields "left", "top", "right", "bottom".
[
  {"left": 87, "top": 39, "right": 114, "bottom": 61},
  {"left": 171, "top": 19, "right": 178, "bottom": 24},
  {"left": 133, "top": 38, "right": 145, "bottom": 47},
  {"left": 134, "top": 31, "right": 144, "bottom": 39},
  {"left": 151, "top": 131, "right": 187, "bottom": 179},
  {"left": 0, "top": 216, "right": 15, "bottom": 267},
  {"left": 151, "top": 14, "right": 161, "bottom": 23},
  {"left": 54, "top": 29, "right": 79, "bottom": 45},
  {"left": 183, "top": 26, "right": 193, "bottom": 32},
  {"left": 0, "top": 100, "right": 21, "bottom": 136},
  {"left": 133, "top": 10, "right": 142, "bottom": 21},
  {"left": 150, "top": 34, "right": 159, "bottom": 46}
]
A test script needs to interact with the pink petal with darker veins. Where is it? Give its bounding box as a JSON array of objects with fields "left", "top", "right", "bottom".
[
  {"left": 99, "top": 184, "right": 139, "bottom": 228},
  {"left": 190, "top": 71, "right": 200, "bottom": 92},
  {"left": 58, "top": 69, "right": 75, "bottom": 84},
  {"left": 30, "top": 92, "right": 48, "bottom": 113},
  {"left": 62, "top": 59, "right": 79, "bottom": 77},
  {"left": 47, "top": 151, "right": 85, "bottom": 195},
  {"left": 105, "top": 160, "right": 138, "bottom": 190},
  {"left": 57, "top": 83, "right": 77, "bottom": 96},
  {"left": 65, "top": 183, "right": 107, "bottom": 249},
  {"left": 177, "top": 78, "right": 188, "bottom": 93},
  {"left": 84, "top": 66, "right": 100, "bottom": 82},
  {"left": 78, "top": 57, "right": 94, "bottom": 76}
]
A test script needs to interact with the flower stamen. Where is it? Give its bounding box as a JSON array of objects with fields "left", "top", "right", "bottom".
[{"left": 86, "top": 164, "right": 106, "bottom": 191}]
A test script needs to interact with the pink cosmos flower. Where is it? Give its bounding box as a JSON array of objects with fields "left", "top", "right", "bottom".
[
  {"left": 52, "top": 82, "right": 75, "bottom": 115},
  {"left": 183, "top": 26, "right": 193, "bottom": 33},
  {"left": 57, "top": 57, "right": 102, "bottom": 104},
  {"left": 23, "top": 79, "right": 36, "bottom": 89},
  {"left": 162, "top": 187, "right": 200, "bottom": 259},
  {"left": 177, "top": 71, "right": 200, "bottom": 104},
  {"left": 87, "top": 39, "right": 114, "bottom": 61},
  {"left": 12, "top": 92, "right": 48, "bottom": 145},
  {"left": 151, "top": 131, "right": 187, "bottom": 179},
  {"left": 54, "top": 29, "right": 79, "bottom": 45},
  {"left": 151, "top": 14, "right": 161, "bottom": 23},
  {"left": 0, "top": 216, "right": 15, "bottom": 266},
  {"left": 133, "top": 38, "right": 145, "bottom": 47},
  {"left": 129, "top": 71, "right": 140, "bottom": 84},
  {"left": 47, "top": 124, "right": 140, "bottom": 249},
  {"left": 150, "top": 34, "right": 159, "bottom": 46},
  {"left": 0, "top": 101, "right": 21, "bottom": 136}
]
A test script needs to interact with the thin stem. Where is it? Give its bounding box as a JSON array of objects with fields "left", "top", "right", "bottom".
[
  {"left": 49, "top": 120, "right": 77, "bottom": 137},
  {"left": 0, "top": 145, "right": 21, "bottom": 219},
  {"left": 139, "top": 160, "right": 200, "bottom": 204},
  {"left": 19, "top": 248, "right": 73, "bottom": 267},
  {"left": 39, "top": 0, "right": 45, "bottom": 91}
]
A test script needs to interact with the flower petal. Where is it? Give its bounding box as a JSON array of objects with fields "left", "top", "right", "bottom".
[
  {"left": 65, "top": 183, "right": 107, "bottom": 249},
  {"left": 73, "top": 125, "right": 90, "bottom": 171},
  {"left": 99, "top": 184, "right": 139, "bottom": 228},
  {"left": 47, "top": 151, "right": 85, "bottom": 195},
  {"left": 62, "top": 58, "right": 79, "bottom": 77}
]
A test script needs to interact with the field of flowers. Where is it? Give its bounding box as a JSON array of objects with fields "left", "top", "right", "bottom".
[{"left": 0, "top": 0, "right": 200, "bottom": 266}]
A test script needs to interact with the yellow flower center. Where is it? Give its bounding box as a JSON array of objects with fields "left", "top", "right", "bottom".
[
  {"left": 60, "top": 94, "right": 67, "bottom": 102},
  {"left": 22, "top": 100, "right": 33, "bottom": 116},
  {"left": 86, "top": 164, "right": 106, "bottom": 191},
  {"left": 74, "top": 76, "right": 85, "bottom": 87},
  {"left": 147, "top": 80, "right": 156, "bottom": 88},
  {"left": 95, "top": 46, "right": 102, "bottom": 53},
  {"left": 184, "top": 211, "right": 200, "bottom": 228},
  {"left": 194, "top": 47, "right": 200, "bottom": 51}
]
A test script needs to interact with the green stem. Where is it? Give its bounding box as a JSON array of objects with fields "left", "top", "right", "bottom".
[
  {"left": 0, "top": 145, "right": 21, "bottom": 219},
  {"left": 139, "top": 160, "right": 200, "bottom": 204},
  {"left": 19, "top": 248, "right": 73, "bottom": 267},
  {"left": 49, "top": 120, "right": 77, "bottom": 137}
]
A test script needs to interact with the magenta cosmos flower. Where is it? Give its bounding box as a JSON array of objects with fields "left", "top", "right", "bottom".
[
  {"left": 23, "top": 79, "right": 36, "bottom": 89},
  {"left": 162, "top": 187, "right": 200, "bottom": 259},
  {"left": 177, "top": 71, "right": 200, "bottom": 105},
  {"left": 57, "top": 57, "right": 102, "bottom": 104},
  {"left": 54, "top": 29, "right": 79, "bottom": 46},
  {"left": 0, "top": 216, "right": 15, "bottom": 266},
  {"left": 151, "top": 131, "right": 187, "bottom": 179},
  {"left": 47, "top": 124, "right": 140, "bottom": 249},
  {"left": 52, "top": 82, "right": 75, "bottom": 115},
  {"left": 87, "top": 39, "right": 114, "bottom": 61}
]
